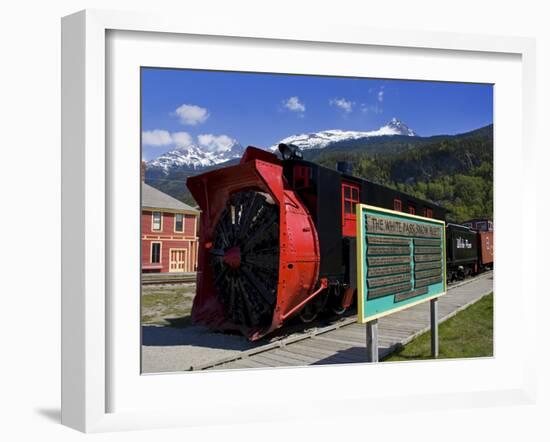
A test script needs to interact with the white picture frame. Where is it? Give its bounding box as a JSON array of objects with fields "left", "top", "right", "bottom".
[{"left": 61, "top": 9, "right": 537, "bottom": 433}]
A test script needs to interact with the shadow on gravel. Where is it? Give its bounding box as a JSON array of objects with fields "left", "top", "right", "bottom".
[
  {"left": 142, "top": 309, "right": 358, "bottom": 349},
  {"left": 141, "top": 324, "right": 261, "bottom": 351}
]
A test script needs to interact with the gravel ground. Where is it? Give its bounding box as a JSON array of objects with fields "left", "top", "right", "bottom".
[
  {"left": 141, "top": 282, "right": 261, "bottom": 373},
  {"left": 141, "top": 325, "right": 260, "bottom": 373}
]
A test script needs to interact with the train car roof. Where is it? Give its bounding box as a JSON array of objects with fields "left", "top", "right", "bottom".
[
  {"left": 288, "top": 157, "right": 447, "bottom": 213},
  {"left": 446, "top": 222, "right": 477, "bottom": 232}
]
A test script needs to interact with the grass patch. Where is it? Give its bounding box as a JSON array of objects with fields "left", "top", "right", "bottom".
[
  {"left": 141, "top": 283, "right": 196, "bottom": 327},
  {"left": 385, "top": 293, "right": 493, "bottom": 361}
]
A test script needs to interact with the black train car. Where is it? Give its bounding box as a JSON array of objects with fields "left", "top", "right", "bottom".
[
  {"left": 281, "top": 152, "right": 446, "bottom": 318},
  {"left": 446, "top": 223, "right": 480, "bottom": 281}
]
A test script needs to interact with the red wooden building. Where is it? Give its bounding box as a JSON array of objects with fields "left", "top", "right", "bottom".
[{"left": 141, "top": 183, "right": 200, "bottom": 273}]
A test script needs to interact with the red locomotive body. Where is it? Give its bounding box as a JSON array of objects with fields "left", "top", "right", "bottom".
[{"left": 187, "top": 147, "right": 323, "bottom": 340}]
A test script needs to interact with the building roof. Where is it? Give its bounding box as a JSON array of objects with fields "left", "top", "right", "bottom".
[{"left": 142, "top": 183, "right": 199, "bottom": 214}]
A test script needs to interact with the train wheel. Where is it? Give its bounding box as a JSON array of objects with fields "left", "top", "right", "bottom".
[
  {"left": 320, "top": 284, "right": 346, "bottom": 316},
  {"left": 331, "top": 304, "right": 347, "bottom": 316},
  {"left": 299, "top": 291, "right": 328, "bottom": 323},
  {"left": 328, "top": 288, "right": 348, "bottom": 316}
]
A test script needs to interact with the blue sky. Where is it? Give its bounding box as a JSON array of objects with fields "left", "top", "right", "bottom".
[{"left": 141, "top": 68, "right": 493, "bottom": 160}]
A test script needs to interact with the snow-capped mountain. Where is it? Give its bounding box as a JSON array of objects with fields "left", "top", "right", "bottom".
[
  {"left": 147, "top": 141, "right": 244, "bottom": 174},
  {"left": 383, "top": 118, "right": 417, "bottom": 137},
  {"left": 270, "top": 118, "right": 417, "bottom": 151},
  {"left": 146, "top": 118, "right": 416, "bottom": 175}
]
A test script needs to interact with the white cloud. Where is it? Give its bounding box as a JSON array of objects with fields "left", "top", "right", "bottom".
[
  {"left": 171, "top": 131, "right": 193, "bottom": 148},
  {"left": 377, "top": 89, "right": 384, "bottom": 103},
  {"left": 283, "top": 96, "right": 306, "bottom": 113},
  {"left": 330, "top": 98, "right": 354, "bottom": 113},
  {"left": 142, "top": 130, "right": 173, "bottom": 146},
  {"left": 142, "top": 130, "right": 193, "bottom": 148},
  {"left": 142, "top": 129, "right": 238, "bottom": 153},
  {"left": 198, "top": 134, "right": 236, "bottom": 153},
  {"left": 361, "top": 104, "right": 383, "bottom": 114},
  {"left": 174, "top": 104, "right": 210, "bottom": 125}
]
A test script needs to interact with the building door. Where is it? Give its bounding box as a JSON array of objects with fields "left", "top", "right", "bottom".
[{"left": 169, "top": 248, "right": 187, "bottom": 272}]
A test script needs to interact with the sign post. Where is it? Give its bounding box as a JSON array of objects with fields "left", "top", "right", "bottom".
[
  {"left": 430, "top": 298, "right": 439, "bottom": 358},
  {"left": 366, "top": 320, "right": 379, "bottom": 362},
  {"left": 356, "top": 205, "right": 447, "bottom": 362}
]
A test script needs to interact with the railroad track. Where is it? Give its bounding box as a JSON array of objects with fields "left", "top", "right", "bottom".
[
  {"left": 190, "top": 271, "right": 493, "bottom": 371},
  {"left": 142, "top": 273, "right": 196, "bottom": 285}
]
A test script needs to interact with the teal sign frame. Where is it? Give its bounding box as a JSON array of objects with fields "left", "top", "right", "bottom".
[{"left": 356, "top": 204, "right": 447, "bottom": 323}]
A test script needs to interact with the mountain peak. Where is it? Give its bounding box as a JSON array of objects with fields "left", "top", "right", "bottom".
[
  {"left": 270, "top": 118, "right": 417, "bottom": 151},
  {"left": 147, "top": 140, "right": 244, "bottom": 174},
  {"left": 382, "top": 118, "right": 417, "bottom": 136}
]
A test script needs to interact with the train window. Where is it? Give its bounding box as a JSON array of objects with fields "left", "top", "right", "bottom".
[
  {"left": 393, "top": 198, "right": 402, "bottom": 212},
  {"left": 408, "top": 205, "right": 416, "bottom": 215},
  {"left": 342, "top": 183, "right": 360, "bottom": 214},
  {"left": 476, "top": 221, "right": 487, "bottom": 231},
  {"left": 293, "top": 165, "right": 311, "bottom": 189},
  {"left": 424, "top": 207, "right": 433, "bottom": 218},
  {"left": 342, "top": 182, "right": 360, "bottom": 236}
]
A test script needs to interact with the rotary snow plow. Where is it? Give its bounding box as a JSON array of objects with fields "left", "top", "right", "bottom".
[{"left": 187, "top": 147, "right": 323, "bottom": 340}]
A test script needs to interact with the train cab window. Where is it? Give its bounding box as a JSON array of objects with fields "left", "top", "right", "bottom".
[
  {"left": 424, "top": 207, "right": 433, "bottom": 218},
  {"left": 476, "top": 221, "right": 488, "bottom": 231},
  {"left": 293, "top": 165, "right": 311, "bottom": 189},
  {"left": 342, "top": 182, "right": 360, "bottom": 236},
  {"left": 408, "top": 204, "right": 416, "bottom": 215},
  {"left": 393, "top": 198, "right": 402, "bottom": 212}
]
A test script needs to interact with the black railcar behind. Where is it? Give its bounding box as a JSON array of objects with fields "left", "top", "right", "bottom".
[{"left": 446, "top": 223, "right": 480, "bottom": 281}]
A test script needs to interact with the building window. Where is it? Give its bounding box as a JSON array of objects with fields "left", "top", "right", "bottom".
[
  {"left": 408, "top": 204, "right": 416, "bottom": 215},
  {"left": 175, "top": 213, "right": 184, "bottom": 232},
  {"left": 424, "top": 207, "right": 433, "bottom": 218},
  {"left": 152, "top": 211, "right": 162, "bottom": 231},
  {"left": 151, "top": 242, "right": 161, "bottom": 264},
  {"left": 393, "top": 198, "right": 402, "bottom": 212}
]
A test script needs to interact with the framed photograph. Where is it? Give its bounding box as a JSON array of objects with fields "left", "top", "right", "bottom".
[{"left": 61, "top": 9, "right": 537, "bottom": 432}]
